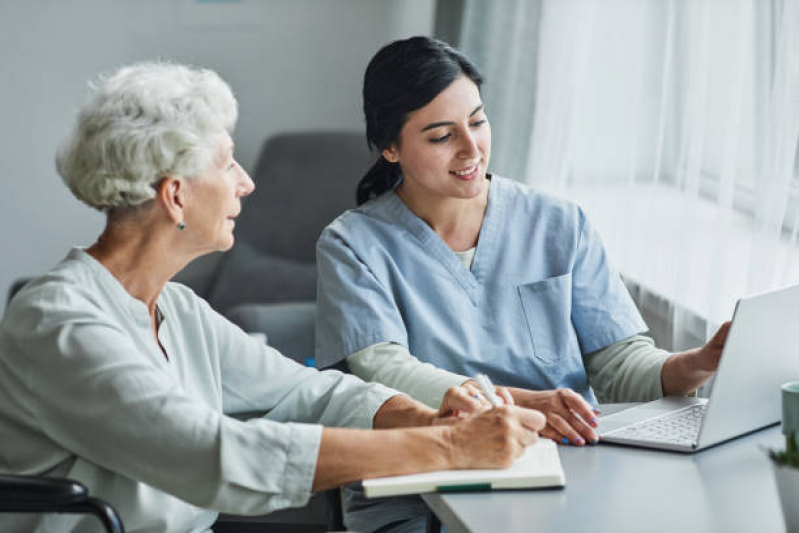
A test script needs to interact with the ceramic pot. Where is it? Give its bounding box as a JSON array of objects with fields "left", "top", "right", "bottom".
[{"left": 773, "top": 461, "right": 799, "bottom": 532}]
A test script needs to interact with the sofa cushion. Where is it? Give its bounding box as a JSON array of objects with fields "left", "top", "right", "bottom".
[
  {"left": 206, "top": 241, "right": 316, "bottom": 314},
  {"left": 226, "top": 302, "right": 316, "bottom": 365}
]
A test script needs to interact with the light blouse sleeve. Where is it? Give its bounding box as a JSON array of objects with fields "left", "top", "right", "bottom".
[
  {"left": 585, "top": 334, "right": 671, "bottom": 403},
  {"left": 347, "top": 342, "right": 469, "bottom": 409},
  {"left": 2, "top": 283, "right": 397, "bottom": 517}
]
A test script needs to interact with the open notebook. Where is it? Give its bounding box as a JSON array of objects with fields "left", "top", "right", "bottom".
[{"left": 363, "top": 438, "right": 565, "bottom": 498}]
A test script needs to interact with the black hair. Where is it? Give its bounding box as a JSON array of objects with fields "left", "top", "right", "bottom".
[{"left": 356, "top": 36, "right": 484, "bottom": 205}]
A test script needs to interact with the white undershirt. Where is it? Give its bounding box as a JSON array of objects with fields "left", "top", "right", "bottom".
[{"left": 452, "top": 247, "right": 477, "bottom": 270}]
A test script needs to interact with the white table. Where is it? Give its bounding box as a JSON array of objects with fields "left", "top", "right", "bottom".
[{"left": 423, "top": 407, "right": 786, "bottom": 533}]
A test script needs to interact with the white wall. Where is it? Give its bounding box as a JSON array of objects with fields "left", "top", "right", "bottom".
[{"left": 0, "top": 0, "right": 435, "bottom": 314}]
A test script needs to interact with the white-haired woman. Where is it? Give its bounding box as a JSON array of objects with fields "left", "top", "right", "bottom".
[{"left": 0, "top": 62, "right": 545, "bottom": 533}]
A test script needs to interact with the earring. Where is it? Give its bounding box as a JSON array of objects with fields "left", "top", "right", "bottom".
[{"left": 177, "top": 222, "right": 186, "bottom": 231}]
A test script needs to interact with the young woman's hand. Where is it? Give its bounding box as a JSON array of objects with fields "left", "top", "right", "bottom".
[
  {"left": 510, "top": 387, "right": 600, "bottom": 446},
  {"left": 443, "top": 405, "right": 545, "bottom": 469},
  {"left": 661, "top": 321, "right": 731, "bottom": 396},
  {"left": 433, "top": 382, "right": 514, "bottom": 425}
]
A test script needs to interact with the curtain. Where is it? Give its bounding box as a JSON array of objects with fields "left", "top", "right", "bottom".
[
  {"left": 458, "top": 0, "right": 799, "bottom": 351},
  {"left": 458, "top": 1, "right": 542, "bottom": 181}
]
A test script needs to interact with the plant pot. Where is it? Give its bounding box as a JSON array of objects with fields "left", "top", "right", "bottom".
[{"left": 772, "top": 461, "right": 799, "bottom": 531}]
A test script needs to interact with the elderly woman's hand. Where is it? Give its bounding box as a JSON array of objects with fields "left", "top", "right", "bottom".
[{"left": 442, "top": 405, "right": 545, "bottom": 469}]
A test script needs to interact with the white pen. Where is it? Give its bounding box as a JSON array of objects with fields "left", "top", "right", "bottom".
[{"left": 474, "top": 373, "right": 503, "bottom": 407}]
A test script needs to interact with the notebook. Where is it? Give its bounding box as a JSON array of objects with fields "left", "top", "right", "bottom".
[
  {"left": 362, "top": 438, "right": 565, "bottom": 498},
  {"left": 598, "top": 283, "right": 799, "bottom": 452}
]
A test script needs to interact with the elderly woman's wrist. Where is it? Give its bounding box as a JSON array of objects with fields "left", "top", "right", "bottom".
[{"left": 373, "top": 394, "right": 439, "bottom": 428}]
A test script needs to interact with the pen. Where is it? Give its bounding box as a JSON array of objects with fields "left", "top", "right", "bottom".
[{"left": 474, "top": 373, "right": 503, "bottom": 407}]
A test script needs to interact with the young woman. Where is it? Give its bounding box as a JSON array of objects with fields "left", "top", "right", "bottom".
[
  {"left": 315, "top": 37, "right": 729, "bottom": 532},
  {"left": 0, "top": 62, "right": 544, "bottom": 533}
]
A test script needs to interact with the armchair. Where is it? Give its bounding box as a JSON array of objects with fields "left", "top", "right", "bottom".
[
  {"left": 173, "top": 130, "right": 373, "bottom": 363},
  {"left": 175, "top": 131, "right": 373, "bottom": 531}
]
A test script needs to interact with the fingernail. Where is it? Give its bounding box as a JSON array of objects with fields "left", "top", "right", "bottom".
[
  {"left": 591, "top": 438, "right": 600, "bottom": 445},
  {"left": 589, "top": 419, "right": 598, "bottom": 427},
  {"left": 576, "top": 438, "right": 585, "bottom": 445},
  {"left": 561, "top": 438, "right": 570, "bottom": 445},
  {"left": 592, "top": 408, "right": 602, "bottom": 415}
]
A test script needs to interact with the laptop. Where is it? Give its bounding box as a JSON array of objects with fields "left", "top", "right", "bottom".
[{"left": 597, "top": 284, "right": 799, "bottom": 452}]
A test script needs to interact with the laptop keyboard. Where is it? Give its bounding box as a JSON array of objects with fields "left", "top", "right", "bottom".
[{"left": 607, "top": 403, "right": 706, "bottom": 446}]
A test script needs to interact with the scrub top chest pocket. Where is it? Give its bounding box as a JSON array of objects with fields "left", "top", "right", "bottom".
[{"left": 517, "top": 273, "right": 579, "bottom": 364}]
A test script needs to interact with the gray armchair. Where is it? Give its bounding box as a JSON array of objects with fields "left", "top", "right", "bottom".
[
  {"left": 174, "top": 130, "right": 373, "bottom": 364},
  {"left": 176, "top": 131, "right": 374, "bottom": 532}
]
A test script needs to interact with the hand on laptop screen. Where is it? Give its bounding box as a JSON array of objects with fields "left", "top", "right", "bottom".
[{"left": 661, "top": 321, "right": 731, "bottom": 396}]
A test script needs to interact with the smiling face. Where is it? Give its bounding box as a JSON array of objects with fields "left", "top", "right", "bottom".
[
  {"left": 182, "top": 131, "right": 254, "bottom": 253},
  {"left": 383, "top": 75, "right": 491, "bottom": 205}
]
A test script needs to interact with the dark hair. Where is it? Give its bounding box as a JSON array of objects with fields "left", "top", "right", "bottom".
[{"left": 356, "top": 36, "right": 484, "bottom": 205}]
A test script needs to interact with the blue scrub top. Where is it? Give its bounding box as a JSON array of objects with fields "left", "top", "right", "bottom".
[{"left": 315, "top": 175, "right": 646, "bottom": 402}]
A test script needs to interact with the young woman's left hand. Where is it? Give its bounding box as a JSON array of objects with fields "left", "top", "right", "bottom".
[{"left": 661, "top": 321, "right": 731, "bottom": 396}]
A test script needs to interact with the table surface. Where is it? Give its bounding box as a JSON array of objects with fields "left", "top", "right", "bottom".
[{"left": 422, "top": 406, "right": 787, "bottom": 533}]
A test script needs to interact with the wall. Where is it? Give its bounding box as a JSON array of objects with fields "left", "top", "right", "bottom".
[{"left": 0, "top": 0, "right": 435, "bottom": 315}]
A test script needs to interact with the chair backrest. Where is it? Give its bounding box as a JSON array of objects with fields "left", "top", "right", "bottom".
[{"left": 234, "top": 131, "right": 375, "bottom": 263}]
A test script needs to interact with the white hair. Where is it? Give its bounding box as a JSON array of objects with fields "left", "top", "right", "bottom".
[{"left": 56, "top": 61, "right": 238, "bottom": 211}]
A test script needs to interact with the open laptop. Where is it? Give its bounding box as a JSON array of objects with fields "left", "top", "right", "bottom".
[{"left": 597, "top": 283, "right": 799, "bottom": 452}]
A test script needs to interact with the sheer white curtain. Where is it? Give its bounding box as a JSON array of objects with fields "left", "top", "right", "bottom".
[{"left": 460, "top": 0, "right": 799, "bottom": 350}]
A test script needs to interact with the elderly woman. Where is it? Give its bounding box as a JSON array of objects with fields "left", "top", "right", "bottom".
[{"left": 0, "top": 62, "right": 544, "bottom": 532}]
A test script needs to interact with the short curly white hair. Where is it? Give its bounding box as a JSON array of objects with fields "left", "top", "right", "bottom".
[{"left": 56, "top": 61, "right": 238, "bottom": 211}]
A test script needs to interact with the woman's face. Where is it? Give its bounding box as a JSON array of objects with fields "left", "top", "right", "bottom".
[
  {"left": 183, "top": 131, "right": 254, "bottom": 253},
  {"left": 384, "top": 75, "right": 491, "bottom": 203}
]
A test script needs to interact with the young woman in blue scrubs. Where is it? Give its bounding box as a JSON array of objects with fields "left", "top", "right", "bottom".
[
  {"left": 317, "top": 35, "right": 728, "bottom": 443},
  {"left": 315, "top": 35, "right": 729, "bottom": 533}
]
